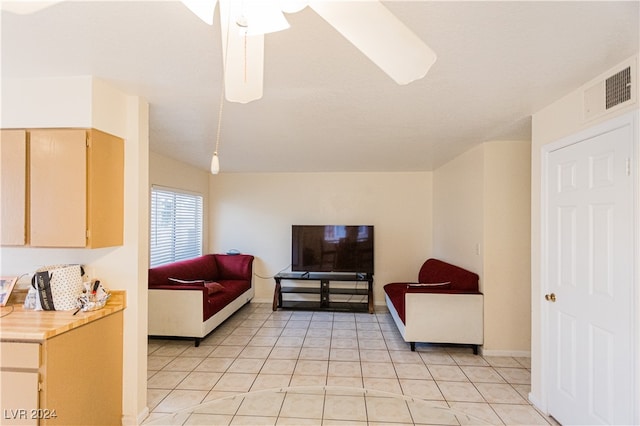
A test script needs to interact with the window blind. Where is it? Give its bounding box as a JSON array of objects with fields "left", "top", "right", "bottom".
[{"left": 150, "top": 187, "right": 203, "bottom": 267}]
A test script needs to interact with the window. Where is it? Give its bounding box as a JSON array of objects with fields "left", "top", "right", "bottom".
[{"left": 150, "top": 186, "right": 203, "bottom": 267}]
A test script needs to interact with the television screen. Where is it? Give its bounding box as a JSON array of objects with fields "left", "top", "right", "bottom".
[{"left": 291, "top": 225, "right": 374, "bottom": 275}]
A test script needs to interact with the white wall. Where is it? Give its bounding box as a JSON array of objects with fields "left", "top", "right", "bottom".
[
  {"left": 1, "top": 76, "right": 93, "bottom": 127},
  {"left": 433, "top": 140, "right": 532, "bottom": 355},
  {"left": 0, "top": 76, "right": 150, "bottom": 425},
  {"left": 530, "top": 55, "right": 639, "bottom": 412},
  {"left": 208, "top": 172, "right": 433, "bottom": 306}
]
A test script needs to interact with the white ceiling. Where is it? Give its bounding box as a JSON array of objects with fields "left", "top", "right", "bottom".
[{"left": 2, "top": 1, "right": 638, "bottom": 173}]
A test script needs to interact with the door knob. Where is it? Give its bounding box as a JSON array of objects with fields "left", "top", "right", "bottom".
[{"left": 545, "top": 293, "right": 556, "bottom": 302}]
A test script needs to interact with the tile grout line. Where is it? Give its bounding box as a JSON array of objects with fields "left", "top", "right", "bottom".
[{"left": 146, "top": 303, "right": 550, "bottom": 425}]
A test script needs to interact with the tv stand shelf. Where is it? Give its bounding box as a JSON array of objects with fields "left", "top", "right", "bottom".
[{"left": 273, "top": 272, "right": 374, "bottom": 314}]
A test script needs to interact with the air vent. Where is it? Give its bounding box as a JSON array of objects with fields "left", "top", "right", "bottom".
[
  {"left": 605, "top": 66, "right": 631, "bottom": 109},
  {"left": 584, "top": 59, "right": 635, "bottom": 122}
]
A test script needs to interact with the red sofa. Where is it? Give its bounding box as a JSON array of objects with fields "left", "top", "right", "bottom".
[
  {"left": 148, "top": 254, "right": 254, "bottom": 346},
  {"left": 384, "top": 258, "right": 484, "bottom": 354}
]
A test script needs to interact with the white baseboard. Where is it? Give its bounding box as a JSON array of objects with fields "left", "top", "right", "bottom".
[
  {"left": 528, "top": 392, "right": 546, "bottom": 414},
  {"left": 481, "top": 349, "right": 531, "bottom": 358}
]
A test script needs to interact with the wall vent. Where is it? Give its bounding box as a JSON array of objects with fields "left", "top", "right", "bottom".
[
  {"left": 605, "top": 66, "right": 631, "bottom": 109},
  {"left": 584, "top": 59, "right": 635, "bottom": 122}
]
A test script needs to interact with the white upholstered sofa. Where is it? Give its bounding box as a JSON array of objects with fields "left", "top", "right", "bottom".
[
  {"left": 383, "top": 259, "right": 484, "bottom": 354},
  {"left": 148, "top": 254, "right": 254, "bottom": 346}
]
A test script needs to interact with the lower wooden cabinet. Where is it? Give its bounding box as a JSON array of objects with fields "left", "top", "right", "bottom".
[
  {"left": 0, "top": 312, "right": 123, "bottom": 425},
  {"left": 0, "top": 343, "right": 40, "bottom": 425}
]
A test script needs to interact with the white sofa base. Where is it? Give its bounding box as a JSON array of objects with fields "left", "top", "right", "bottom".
[
  {"left": 385, "top": 292, "right": 484, "bottom": 353},
  {"left": 149, "top": 287, "right": 254, "bottom": 345}
]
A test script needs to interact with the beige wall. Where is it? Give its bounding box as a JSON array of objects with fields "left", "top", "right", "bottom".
[
  {"left": 433, "top": 140, "right": 532, "bottom": 355},
  {"left": 432, "top": 144, "right": 485, "bottom": 276},
  {"left": 0, "top": 76, "right": 150, "bottom": 425},
  {"left": 483, "top": 141, "right": 531, "bottom": 354},
  {"left": 530, "top": 55, "right": 639, "bottom": 410},
  {"left": 153, "top": 152, "right": 532, "bottom": 354},
  {"left": 208, "top": 172, "right": 433, "bottom": 305},
  {"left": 149, "top": 151, "right": 211, "bottom": 252}
]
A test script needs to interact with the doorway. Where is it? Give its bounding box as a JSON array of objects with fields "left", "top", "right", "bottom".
[{"left": 543, "top": 112, "right": 636, "bottom": 425}]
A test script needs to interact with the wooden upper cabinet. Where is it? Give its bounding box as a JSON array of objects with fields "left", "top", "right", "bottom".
[
  {"left": 29, "top": 129, "right": 124, "bottom": 248},
  {"left": 86, "top": 129, "right": 124, "bottom": 248},
  {"left": 0, "top": 130, "right": 28, "bottom": 246},
  {"left": 30, "top": 129, "right": 87, "bottom": 247}
]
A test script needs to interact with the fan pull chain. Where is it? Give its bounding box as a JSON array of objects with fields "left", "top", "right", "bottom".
[
  {"left": 214, "top": 87, "right": 224, "bottom": 156},
  {"left": 244, "top": 32, "right": 248, "bottom": 83},
  {"left": 212, "top": 0, "right": 233, "bottom": 175}
]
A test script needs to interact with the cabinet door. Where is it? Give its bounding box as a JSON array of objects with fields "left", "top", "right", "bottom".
[
  {"left": 87, "top": 129, "right": 124, "bottom": 248},
  {"left": 0, "top": 371, "right": 39, "bottom": 425},
  {"left": 30, "top": 129, "right": 87, "bottom": 247},
  {"left": 0, "top": 130, "right": 27, "bottom": 245},
  {"left": 41, "top": 312, "right": 123, "bottom": 425},
  {"left": 0, "top": 342, "right": 40, "bottom": 425}
]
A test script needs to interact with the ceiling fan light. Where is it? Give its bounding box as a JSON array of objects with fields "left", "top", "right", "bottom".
[{"left": 220, "top": 0, "right": 265, "bottom": 103}]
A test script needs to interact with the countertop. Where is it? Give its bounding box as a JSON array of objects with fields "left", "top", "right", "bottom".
[{"left": 0, "top": 290, "right": 126, "bottom": 342}]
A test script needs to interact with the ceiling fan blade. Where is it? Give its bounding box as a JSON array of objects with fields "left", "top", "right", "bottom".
[
  {"left": 281, "top": 0, "right": 309, "bottom": 14},
  {"left": 180, "top": 0, "right": 218, "bottom": 25},
  {"left": 309, "top": 1, "right": 437, "bottom": 85},
  {"left": 240, "top": 0, "right": 290, "bottom": 36},
  {"left": 1, "top": 1, "right": 62, "bottom": 14},
  {"left": 219, "top": 0, "right": 264, "bottom": 103}
]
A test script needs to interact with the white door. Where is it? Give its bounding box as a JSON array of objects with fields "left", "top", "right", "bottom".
[{"left": 546, "top": 117, "right": 634, "bottom": 425}]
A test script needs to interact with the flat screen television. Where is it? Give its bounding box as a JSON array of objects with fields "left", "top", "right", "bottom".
[{"left": 291, "top": 225, "right": 374, "bottom": 275}]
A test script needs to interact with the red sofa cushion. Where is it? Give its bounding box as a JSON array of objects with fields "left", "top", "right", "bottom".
[
  {"left": 418, "top": 259, "right": 479, "bottom": 292},
  {"left": 207, "top": 279, "right": 251, "bottom": 316},
  {"left": 205, "top": 282, "right": 224, "bottom": 295},
  {"left": 166, "top": 279, "right": 223, "bottom": 295},
  {"left": 215, "top": 255, "right": 254, "bottom": 280},
  {"left": 148, "top": 254, "right": 218, "bottom": 285}
]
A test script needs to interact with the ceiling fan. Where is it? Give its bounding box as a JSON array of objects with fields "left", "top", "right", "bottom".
[
  {"left": 184, "top": 0, "right": 437, "bottom": 103},
  {"left": 2, "top": 0, "right": 437, "bottom": 104}
]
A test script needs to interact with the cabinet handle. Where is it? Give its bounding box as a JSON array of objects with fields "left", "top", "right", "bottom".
[{"left": 544, "top": 293, "right": 556, "bottom": 302}]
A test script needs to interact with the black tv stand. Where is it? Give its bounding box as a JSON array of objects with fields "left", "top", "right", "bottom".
[{"left": 273, "top": 272, "right": 374, "bottom": 314}]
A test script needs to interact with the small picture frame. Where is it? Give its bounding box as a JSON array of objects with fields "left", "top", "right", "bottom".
[{"left": 0, "top": 276, "right": 18, "bottom": 307}]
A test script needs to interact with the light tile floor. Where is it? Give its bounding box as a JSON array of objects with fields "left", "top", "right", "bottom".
[{"left": 145, "top": 303, "right": 553, "bottom": 425}]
